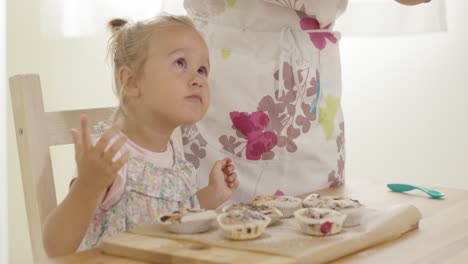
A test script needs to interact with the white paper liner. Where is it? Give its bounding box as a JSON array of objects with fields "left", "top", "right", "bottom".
[
  {"left": 159, "top": 210, "right": 217, "bottom": 234},
  {"left": 217, "top": 211, "right": 271, "bottom": 240},
  {"left": 294, "top": 208, "right": 347, "bottom": 236},
  {"left": 253, "top": 196, "right": 302, "bottom": 218}
]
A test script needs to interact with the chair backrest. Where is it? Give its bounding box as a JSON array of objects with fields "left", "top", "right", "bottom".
[{"left": 9, "top": 74, "right": 183, "bottom": 262}]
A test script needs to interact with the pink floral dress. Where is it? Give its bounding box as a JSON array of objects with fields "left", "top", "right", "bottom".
[{"left": 77, "top": 138, "right": 200, "bottom": 250}]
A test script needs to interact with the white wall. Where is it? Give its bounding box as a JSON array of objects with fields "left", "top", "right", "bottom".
[
  {"left": 340, "top": 0, "right": 468, "bottom": 188},
  {"left": 7, "top": 0, "right": 116, "bottom": 263},
  {"left": 6, "top": 0, "right": 468, "bottom": 263}
]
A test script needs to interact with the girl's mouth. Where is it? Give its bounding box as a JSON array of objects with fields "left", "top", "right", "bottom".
[{"left": 187, "top": 95, "right": 202, "bottom": 102}]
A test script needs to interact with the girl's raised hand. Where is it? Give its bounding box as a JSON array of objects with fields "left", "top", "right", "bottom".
[
  {"left": 71, "top": 114, "right": 129, "bottom": 196},
  {"left": 208, "top": 157, "right": 239, "bottom": 203}
]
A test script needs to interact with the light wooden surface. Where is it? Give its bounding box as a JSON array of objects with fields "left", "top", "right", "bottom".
[{"left": 38, "top": 181, "right": 468, "bottom": 264}]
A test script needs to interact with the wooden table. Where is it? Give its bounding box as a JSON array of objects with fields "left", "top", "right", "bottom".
[{"left": 39, "top": 181, "right": 468, "bottom": 264}]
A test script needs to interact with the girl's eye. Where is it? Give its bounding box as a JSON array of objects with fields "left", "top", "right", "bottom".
[
  {"left": 175, "top": 58, "right": 186, "bottom": 68},
  {"left": 198, "top": 66, "right": 208, "bottom": 76}
]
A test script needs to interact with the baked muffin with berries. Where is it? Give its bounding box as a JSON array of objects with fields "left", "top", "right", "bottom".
[
  {"left": 217, "top": 209, "right": 271, "bottom": 240},
  {"left": 223, "top": 202, "right": 283, "bottom": 226},
  {"left": 294, "top": 208, "right": 346, "bottom": 236},
  {"left": 250, "top": 195, "right": 302, "bottom": 218},
  {"left": 302, "top": 194, "right": 362, "bottom": 209},
  {"left": 302, "top": 194, "right": 364, "bottom": 227}
]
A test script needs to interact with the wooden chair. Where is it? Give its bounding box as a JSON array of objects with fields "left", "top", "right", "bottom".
[{"left": 9, "top": 74, "right": 183, "bottom": 262}]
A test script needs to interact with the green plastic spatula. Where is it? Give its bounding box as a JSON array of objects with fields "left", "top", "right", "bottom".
[{"left": 387, "top": 183, "right": 445, "bottom": 199}]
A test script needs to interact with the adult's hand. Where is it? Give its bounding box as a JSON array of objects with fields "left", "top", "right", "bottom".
[{"left": 395, "top": 0, "right": 432, "bottom": 5}]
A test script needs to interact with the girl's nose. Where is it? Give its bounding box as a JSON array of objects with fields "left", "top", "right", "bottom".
[{"left": 190, "top": 75, "right": 204, "bottom": 88}]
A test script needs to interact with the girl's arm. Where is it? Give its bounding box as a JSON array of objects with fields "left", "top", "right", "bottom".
[
  {"left": 42, "top": 180, "right": 104, "bottom": 257},
  {"left": 42, "top": 115, "right": 128, "bottom": 257},
  {"left": 197, "top": 185, "right": 222, "bottom": 209}
]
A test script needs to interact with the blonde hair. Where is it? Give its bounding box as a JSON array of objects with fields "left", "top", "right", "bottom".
[{"left": 107, "top": 14, "right": 197, "bottom": 123}]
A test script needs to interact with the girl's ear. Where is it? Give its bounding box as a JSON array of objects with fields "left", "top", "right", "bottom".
[{"left": 118, "top": 66, "right": 140, "bottom": 97}]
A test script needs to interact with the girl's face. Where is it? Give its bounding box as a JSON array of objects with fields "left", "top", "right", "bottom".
[{"left": 129, "top": 24, "right": 210, "bottom": 127}]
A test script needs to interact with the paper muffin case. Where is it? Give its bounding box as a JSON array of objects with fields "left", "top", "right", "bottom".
[
  {"left": 301, "top": 193, "right": 364, "bottom": 227},
  {"left": 263, "top": 207, "right": 283, "bottom": 226},
  {"left": 159, "top": 210, "right": 217, "bottom": 234},
  {"left": 253, "top": 196, "right": 302, "bottom": 218},
  {"left": 294, "top": 208, "right": 347, "bottom": 236},
  {"left": 217, "top": 211, "right": 271, "bottom": 240},
  {"left": 222, "top": 204, "right": 283, "bottom": 226}
]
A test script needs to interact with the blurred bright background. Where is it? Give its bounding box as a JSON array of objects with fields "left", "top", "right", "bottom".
[
  {"left": 1, "top": 0, "right": 7, "bottom": 262},
  {"left": 6, "top": 0, "right": 468, "bottom": 263}
]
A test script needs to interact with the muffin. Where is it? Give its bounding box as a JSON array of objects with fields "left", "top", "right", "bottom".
[
  {"left": 217, "top": 209, "right": 271, "bottom": 240},
  {"left": 223, "top": 202, "right": 283, "bottom": 226},
  {"left": 159, "top": 208, "right": 217, "bottom": 234},
  {"left": 250, "top": 195, "right": 302, "bottom": 218},
  {"left": 294, "top": 208, "right": 347, "bottom": 236},
  {"left": 302, "top": 194, "right": 362, "bottom": 209},
  {"left": 302, "top": 194, "right": 364, "bottom": 227}
]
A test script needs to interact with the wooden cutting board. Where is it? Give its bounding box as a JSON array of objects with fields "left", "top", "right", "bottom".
[
  {"left": 100, "top": 203, "right": 421, "bottom": 264},
  {"left": 100, "top": 232, "right": 296, "bottom": 264}
]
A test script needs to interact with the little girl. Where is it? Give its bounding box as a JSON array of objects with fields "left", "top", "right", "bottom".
[{"left": 42, "top": 14, "right": 239, "bottom": 257}]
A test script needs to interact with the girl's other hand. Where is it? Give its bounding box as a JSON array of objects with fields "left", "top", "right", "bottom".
[
  {"left": 71, "top": 114, "right": 129, "bottom": 196},
  {"left": 208, "top": 157, "right": 239, "bottom": 202},
  {"left": 221, "top": 158, "right": 239, "bottom": 189}
]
